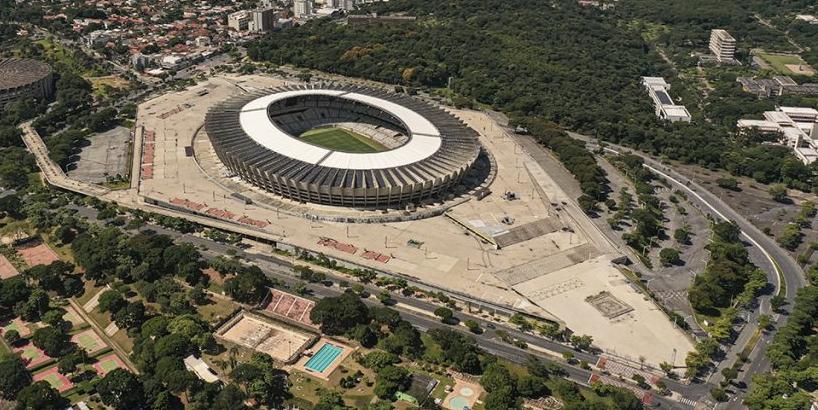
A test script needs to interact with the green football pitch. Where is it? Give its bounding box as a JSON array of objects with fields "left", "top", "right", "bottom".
[{"left": 299, "top": 127, "right": 387, "bottom": 153}]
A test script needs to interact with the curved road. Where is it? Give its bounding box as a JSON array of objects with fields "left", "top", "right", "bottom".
[{"left": 574, "top": 134, "right": 806, "bottom": 408}]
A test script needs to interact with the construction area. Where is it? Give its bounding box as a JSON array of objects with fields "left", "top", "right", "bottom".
[{"left": 37, "top": 72, "right": 697, "bottom": 367}]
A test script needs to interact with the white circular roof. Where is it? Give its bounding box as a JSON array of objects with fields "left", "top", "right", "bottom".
[{"left": 238, "top": 90, "right": 442, "bottom": 170}]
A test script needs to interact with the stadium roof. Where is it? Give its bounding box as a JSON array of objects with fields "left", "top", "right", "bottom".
[
  {"left": 239, "top": 89, "right": 443, "bottom": 170},
  {"left": 0, "top": 58, "right": 52, "bottom": 91}
]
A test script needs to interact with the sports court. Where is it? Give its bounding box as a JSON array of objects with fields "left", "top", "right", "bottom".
[
  {"left": 293, "top": 338, "right": 352, "bottom": 380},
  {"left": 61, "top": 306, "right": 85, "bottom": 329},
  {"left": 216, "top": 311, "right": 313, "bottom": 363},
  {"left": 443, "top": 379, "right": 483, "bottom": 410},
  {"left": 16, "top": 243, "right": 60, "bottom": 267},
  {"left": 0, "top": 254, "right": 19, "bottom": 279},
  {"left": 71, "top": 329, "right": 107, "bottom": 354},
  {"left": 14, "top": 342, "right": 51, "bottom": 368},
  {"left": 2, "top": 317, "right": 32, "bottom": 338},
  {"left": 33, "top": 367, "right": 74, "bottom": 392},
  {"left": 263, "top": 288, "right": 317, "bottom": 328},
  {"left": 93, "top": 353, "right": 126, "bottom": 377},
  {"left": 299, "top": 127, "right": 387, "bottom": 153}
]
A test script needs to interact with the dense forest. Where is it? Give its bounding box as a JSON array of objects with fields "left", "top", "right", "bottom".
[{"left": 248, "top": 0, "right": 818, "bottom": 192}]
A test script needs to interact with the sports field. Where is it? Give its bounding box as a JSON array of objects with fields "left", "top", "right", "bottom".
[
  {"left": 299, "top": 127, "right": 387, "bottom": 153},
  {"left": 758, "top": 53, "right": 816, "bottom": 76}
]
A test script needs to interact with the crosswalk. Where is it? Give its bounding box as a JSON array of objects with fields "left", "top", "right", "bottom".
[{"left": 679, "top": 397, "right": 698, "bottom": 407}]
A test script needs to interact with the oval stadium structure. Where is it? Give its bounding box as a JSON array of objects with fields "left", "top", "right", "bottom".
[
  {"left": 0, "top": 58, "right": 54, "bottom": 109},
  {"left": 204, "top": 85, "right": 482, "bottom": 208}
]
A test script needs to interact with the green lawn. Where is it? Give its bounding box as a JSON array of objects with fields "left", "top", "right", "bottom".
[
  {"left": 300, "top": 128, "right": 387, "bottom": 153},
  {"left": 758, "top": 53, "right": 815, "bottom": 76}
]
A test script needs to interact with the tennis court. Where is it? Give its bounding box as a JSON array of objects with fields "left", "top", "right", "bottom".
[
  {"left": 2, "top": 317, "right": 32, "bottom": 338},
  {"left": 33, "top": 367, "right": 74, "bottom": 392},
  {"left": 93, "top": 353, "right": 126, "bottom": 377},
  {"left": 0, "top": 254, "right": 19, "bottom": 279},
  {"left": 300, "top": 127, "right": 387, "bottom": 153},
  {"left": 71, "top": 329, "right": 107, "bottom": 354},
  {"left": 14, "top": 342, "right": 51, "bottom": 368},
  {"left": 16, "top": 243, "right": 60, "bottom": 267}
]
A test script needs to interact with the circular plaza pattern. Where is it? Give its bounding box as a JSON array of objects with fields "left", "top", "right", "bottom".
[
  {"left": 0, "top": 58, "right": 54, "bottom": 108},
  {"left": 205, "top": 85, "right": 482, "bottom": 208}
]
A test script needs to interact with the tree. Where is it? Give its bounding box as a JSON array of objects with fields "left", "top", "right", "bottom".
[
  {"left": 659, "top": 248, "right": 682, "bottom": 266},
  {"left": 3, "top": 329, "right": 20, "bottom": 346},
  {"left": 433, "top": 307, "right": 454, "bottom": 323},
  {"left": 711, "top": 387, "right": 728, "bottom": 402},
  {"left": 569, "top": 334, "right": 593, "bottom": 351},
  {"left": 771, "top": 295, "right": 786, "bottom": 312},
  {"left": 223, "top": 266, "right": 271, "bottom": 304},
  {"left": 212, "top": 384, "right": 247, "bottom": 409},
  {"left": 31, "top": 326, "right": 73, "bottom": 357},
  {"left": 14, "top": 381, "right": 67, "bottom": 410},
  {"left": 361, "top": 350, "right": 400, "bottom": 369},
  {"left": 373, "top": 365, "right": 410, "bottom": 399},
  {"left": 480, "top": 363, "right": 516, "bottom": 393},
  {"left": 483, "top": 385, "right": 521, "bottom": 410},
  {"left": 769, "top": 184, "right": 788, "bottom": 203},
  {"left": 98, "top": 290, "right": 126, "bottom": 314},
  {"left": 758, "top": 314, "right": 772, "bottom": 331},
  {"left": 464, "top": 319, "right": 482, "bottom": 333},
  {"left": 716, "top": 177, "right": 740, "bottom": 191},
  {"left": 674, "top": 228, "right": 691, "bottom": 244},
  {"left": 310, "top": 291, "right": 371, "bottom": 335},
  {"left": 97, "top": 369, "right": 145, "bottom": 410},
  {"left": 0, "top": 357, "right": 31, "bottom": 399}
]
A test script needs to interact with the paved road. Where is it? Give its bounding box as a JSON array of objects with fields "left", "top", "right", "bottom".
[{"left": 571, "top": 134, "right": 806, "bottom": 409}]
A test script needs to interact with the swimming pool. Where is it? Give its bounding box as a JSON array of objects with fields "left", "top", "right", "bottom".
[{"left": 304, "top": 343, "right": 343, "bottom": 373}]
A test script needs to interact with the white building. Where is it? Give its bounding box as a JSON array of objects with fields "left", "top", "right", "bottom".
[
  {"left": 738, "top": 106, "right": 818, "bottom": 164},
  {"left": 184, "top": 355, "right": 220, "bottom": 383},
  {"left": 641, "top": 77, "right": 692, "bottom": 123},
  {"left": 228, "top": 10, "right": 250, "bottom": 31},
  {"left": 250, "top": 8, "right": 277, "bottom": 32},
  {"left": 709, "top": 29, "right": 736, "bottom": 63},
  {"left": 294, "top": 0, "right": 314, "bottom": 17}
]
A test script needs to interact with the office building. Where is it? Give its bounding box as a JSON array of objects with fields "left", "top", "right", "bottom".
[
  {"left": 227, "top": 11, "right": 250, "bottom": 31},
  {"left": 250, "top": 8, "right": 276, "bottom": 32},
  {"left": 294, "top": 0, "right": 314, "bottom": 17},
  {"left": 709, "top": 29, "right": 736, "bottom": 63},
  {"left": 738, "top": 107, "right": 818, "bottom": 164},
  {"left": 641, "top": 77, "right": 692, "bottom": 123}
]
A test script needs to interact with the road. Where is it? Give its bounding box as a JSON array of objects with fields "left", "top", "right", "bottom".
[{"left": 571, "top": 134, "right": 806, "bottom": 409}]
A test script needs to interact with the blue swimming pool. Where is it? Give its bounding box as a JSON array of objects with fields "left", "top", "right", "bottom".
[{"left": 304, "top": 343, "right": 343, "bottom": 373}]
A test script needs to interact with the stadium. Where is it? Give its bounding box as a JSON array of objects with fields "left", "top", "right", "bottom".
[
  {"left": 204, "top": 85, "right": 483, "bottom": 208},
  {"left": 0, "top": 58, "right": 54, "bottom": 109}
]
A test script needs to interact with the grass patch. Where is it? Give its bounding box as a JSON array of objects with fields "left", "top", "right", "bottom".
[
  {"left": 300, "top": 127, "right": 387, "bottom": 153},
  {"left": 758, "top": 53, "right": 815, "bottom": 76},
  {"left": 196, "top": 296, "right": 238, "bottom": 323}
]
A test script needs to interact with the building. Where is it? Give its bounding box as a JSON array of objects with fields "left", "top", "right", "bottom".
[
  {"left": 709, "top": 29, "right": 737, "bottom": 63},
  {"left": 249, "top": 8, "right": 277, "bottom": 32},
  {"left": 204, "top": 85, "right": 483, "bottom": 208},
  {"left": 294, "top": 0, "right": 314, "bottom": 17},
  {"left": 738, "top": 106, "right": 818, "bottom": 164},
  {"left": 227, "top": 10, "right": 250, "bottom": 31},
  {"left": 86, "top": 30, "right": 111, "bottom": 48},
  {"left": 183, "top": 355, "right": 220, "bottom": 383},
  {"left": 640, "top": 77, "right": 692, "bottom": 123},
  {"left": 737, "top": 75, "right": 818, "bottom": 98},
  {"left": 348, "top": 13, "right": 417, "bottom": 25},
  {"left": 0, "top": 58, "right": 54, "bottom": 109}
]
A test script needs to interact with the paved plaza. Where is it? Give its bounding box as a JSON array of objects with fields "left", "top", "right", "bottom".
[{"left": 119, "top": 74, "right": 695, "bottom": 365}]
